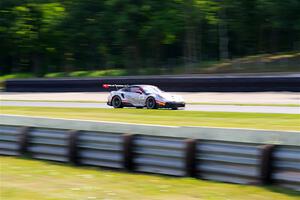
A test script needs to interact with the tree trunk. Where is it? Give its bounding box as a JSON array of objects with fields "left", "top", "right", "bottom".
[
  {"left": 184, "top": 1, "right": 198, "bottom": 69},
  {"left": 184, "top": 26, "right": 197, "bottom": 65},
  {"left": 219, "top": 6, "right": 229, "bottom": 60},
  {"left": 270, "top": 28, "right": 279, "bottom": 53},
  {"left": 32, "top": 52, "right": 41, "bottom": 76},
  {"left": 63, "top": 52, "right": 74, "bottom": 73},
  {"left": 124, "top": 42, "right": 141, "bottom": 71}
]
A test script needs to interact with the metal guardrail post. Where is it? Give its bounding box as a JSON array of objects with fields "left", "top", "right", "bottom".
[
  {"left": 185, "top": 139, "right": 197, "bottom": 177},
  {"left": 68, "top": 130, "right": 80, "bottom": 165},
  {"left": 260, "top": 144, "right": 275, "bottom": 184},
  {"left": 122, "top": 133, "right": 134, "bottom": 171},
  {"left": 19, "top": 126, "right": 30, "bottom": 156}
]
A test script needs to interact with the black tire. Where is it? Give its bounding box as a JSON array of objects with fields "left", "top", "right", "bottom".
[
  {"left": 111, "top": 96, "right": 123, "bottom": 108},
  {"left": 146, "top": 97, "right": 157, "bottom": 109},
  {"left": 171, "top": 107, "right": 178, "bottom": 110}
]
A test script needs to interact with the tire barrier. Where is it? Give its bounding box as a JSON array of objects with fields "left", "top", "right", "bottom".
[
  {"left": 77, "top": 131, "right": 124, "bottom": 169},
  {"left": 0, "top": 125, "right": 24, "bottom": 156},
  {"left": 272, "top": 146, "right": 300, "bottom": 191},
  {"left": 27, "top": 128, "right": 70, "bottom": 162},
  {"left": 5, "top": 74, "right": 300, "bottom": 92},
  {"left": 196, "top": 141, "right": 263, "bottom": 184},
  {"left": 0, "top": 119, "right": 299, "bottom": 191},
  {"left": 132, "top": 135, "right": 186, "bottom": 176}
]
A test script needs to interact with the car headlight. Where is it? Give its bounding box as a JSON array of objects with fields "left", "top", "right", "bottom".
[{"left": 178, "top": 96, "right": 184, "bottom": 101}]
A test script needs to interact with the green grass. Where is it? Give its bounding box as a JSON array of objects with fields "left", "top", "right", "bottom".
[
  {"left": 1, "top": 106, "right": 300, "bottom": 131},
  {"left": 0, "top": 73, "right": 34, "bottom": 81},
  {"left": 1, "top": 157, "right": 299, "bottom": 200},
  {"left": 43, "top": 72, "right": 67, "bottom": 78},
  {"left": 44, "top": 69, "right": 128, "bottom": 78},
  {"left": 2, "top": 99, "right": 299, "bottom": 107},
  {"left": 1, "top": 52, "right": 299, "bottom": 82},
  {"left": 196, "top": 51, "right": 300, "bottom": 74},
  {"left": 0, "top": 73, "right": 34, "bottom": 90},
  {"left": 0, "top": 69, "right": 128, "bottom": 81}
]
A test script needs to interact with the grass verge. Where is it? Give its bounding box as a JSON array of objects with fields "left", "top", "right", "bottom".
[
  {"left": 1, "top": 106, "right": 300, "bottom": 131},
  {"left": 1, "top": 52, "right": 300, "bottom": 81},
  {"left": 1, "top": 157, "right": 299, "bottom": 200}
]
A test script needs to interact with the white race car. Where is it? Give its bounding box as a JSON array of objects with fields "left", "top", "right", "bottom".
[{"left": 103, "top": 84, "right": 185, "bottom": 110}]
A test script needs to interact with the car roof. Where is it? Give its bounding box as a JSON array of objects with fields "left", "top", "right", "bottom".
[
  {"left": 132, "top": 85, "right": 155, "bottom": 88},
  {"left": 118, "top": 85, "right": 157, "bottom": 91}
]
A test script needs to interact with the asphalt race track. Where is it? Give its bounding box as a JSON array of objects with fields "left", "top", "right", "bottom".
[{"left": 2, "top": 101, "right": 299, "bottom": 114}]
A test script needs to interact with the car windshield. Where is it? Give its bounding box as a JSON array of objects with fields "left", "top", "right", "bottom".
[{"left": 142, "top": 86, "right": 163, "bottom": 94}]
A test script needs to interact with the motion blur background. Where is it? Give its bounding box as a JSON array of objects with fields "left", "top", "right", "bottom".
[
  {"left": 1, "top": 0, "right": 300, "bottom": 78},
  {"left": 1, "top": 2, "right": 300, "bottom": 200}
]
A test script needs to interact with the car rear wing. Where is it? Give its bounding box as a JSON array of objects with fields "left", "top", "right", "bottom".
[{"left": 102, "top": 84, "right": 129, "bottom": 90}]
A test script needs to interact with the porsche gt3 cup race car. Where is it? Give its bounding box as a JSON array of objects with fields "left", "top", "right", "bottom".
[{"left": 103, "top": 84, "right": 185, "bottom": 110}]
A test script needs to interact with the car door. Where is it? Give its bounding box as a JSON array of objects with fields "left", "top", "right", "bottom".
[{"left": 126, "top": 86, "right": 144, "bottom": 106}]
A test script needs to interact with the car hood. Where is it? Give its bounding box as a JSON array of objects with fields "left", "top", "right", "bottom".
[{"left": 158, "top": 93, "right": 184, "bottom": 102}]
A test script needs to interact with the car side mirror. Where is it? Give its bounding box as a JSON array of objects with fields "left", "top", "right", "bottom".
[{"left": 137, "top": 91, "right": 142, "bottom": 94}]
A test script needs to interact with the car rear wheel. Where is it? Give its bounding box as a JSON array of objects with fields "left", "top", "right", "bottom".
[
  {"left": 112, "top": 96, "right": 123, "bottom": 108},
  {"left": 146, "top": 97, "right": 157, "bottom": 109}
]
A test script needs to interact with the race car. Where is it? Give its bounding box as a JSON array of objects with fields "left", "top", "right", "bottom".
[{"left": 103, "top": 84, "right": 185, "bottom": 110}]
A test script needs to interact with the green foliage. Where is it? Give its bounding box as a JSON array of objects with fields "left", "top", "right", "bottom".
[{"left": 1, "top": 0, "right": 299, "bottom": 75}]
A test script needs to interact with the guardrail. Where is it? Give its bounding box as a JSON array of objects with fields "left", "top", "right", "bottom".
[
  {"left": 5, "top": 73, "right": 300, "bottom": 92},
  {"left": 0, "top": 115, "right": 299, "bottom": 191}
]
